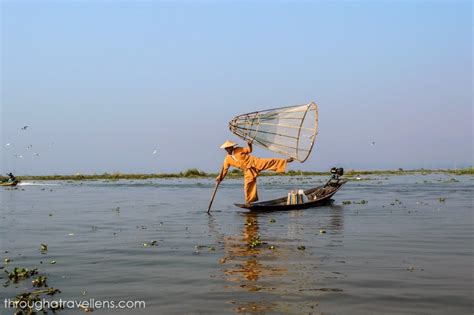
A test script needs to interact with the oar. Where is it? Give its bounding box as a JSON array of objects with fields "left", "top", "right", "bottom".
[{"left": 207, "top": 168, "right": 223, "bottom": 214}]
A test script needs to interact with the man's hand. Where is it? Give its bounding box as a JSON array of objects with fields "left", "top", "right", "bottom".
[
  {"left": 215, "top": 176, "right": 221, "bottom": 183},
  {"left": 246, "top": 140, "right": 253, "bottom": 153}
]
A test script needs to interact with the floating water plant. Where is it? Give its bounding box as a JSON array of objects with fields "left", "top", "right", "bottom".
[
  {"left": 193, "top": 244, "right": 217, "bottom": 254},
  {"left": 40, "top": 244, "right": 48, "bottom": 253},
  {"left": 32, "top": 276, "right": 48, "bottom": 287},
  {"left": 5, "top": 267, "right": 39, "bottom": 283},
  {"left": 7, "top": 266, "right": 62, "bottom": 313},
  {"left": 343, "top": 200, "right": 367, "bottom": 205},
  {"left": 79, "top": 304, "right": 94, "bottom": 312},
  {"left": 150, "top": 240, "right": 158, "bottom": 246},
  {"left": 249, "top": 236, "right": 263, "bottom": 249}
]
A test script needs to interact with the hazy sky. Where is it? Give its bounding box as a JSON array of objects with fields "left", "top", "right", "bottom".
[{"left": 1, "top": 1, "right": 472, "bottom": 175}]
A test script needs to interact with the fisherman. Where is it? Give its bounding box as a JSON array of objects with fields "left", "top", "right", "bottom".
[
  {"left": 216, "top": 140, "right": 293, "bottom": 204},
  {"left": 6, "top": 173, "right": 17, "bottom": 183}
]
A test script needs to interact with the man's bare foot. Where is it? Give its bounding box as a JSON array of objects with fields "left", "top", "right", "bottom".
[{"left": 286, "top": 157, "right": 294, "bottom": 163}]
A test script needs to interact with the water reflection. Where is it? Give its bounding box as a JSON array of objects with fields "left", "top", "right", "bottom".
[
  {"left": 328, "top": 205, "right": 344, "bottom": 234},
  {"left": 220, "top": 213, "right": 286, "bottom": 291},
  {"left": 216, "top": 212, "right": 284, "bottom": 313},
  {"left": 211, "top": 205, "right": 346, "bottom": 313}
]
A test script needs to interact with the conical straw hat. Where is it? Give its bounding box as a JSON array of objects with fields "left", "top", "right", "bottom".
[{"left": 220, "top": 140, "right": 237, "bottom": 149}]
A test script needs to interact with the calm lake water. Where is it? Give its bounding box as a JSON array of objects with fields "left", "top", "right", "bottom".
[{"left": 1, "top": 174, "right": 473, "bottom": 314}]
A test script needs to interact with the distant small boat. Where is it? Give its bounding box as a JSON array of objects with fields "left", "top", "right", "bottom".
[
  {"left": 0, "top": 181, "right": 19, "bottom": 187},
  {"left": 235, "top": 178, "right": 346, "bottom": 212}
]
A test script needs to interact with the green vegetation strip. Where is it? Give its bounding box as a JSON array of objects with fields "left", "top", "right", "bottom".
[{"left": 1, "top": 167, "right": 472, "bottom": 181}]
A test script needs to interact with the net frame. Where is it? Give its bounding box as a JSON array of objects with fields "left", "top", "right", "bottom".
[{"left": 228, "top": 102, "right": 318, "bottom": 162}]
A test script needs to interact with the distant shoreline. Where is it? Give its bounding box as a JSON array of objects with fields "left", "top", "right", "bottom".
[{"left": 2, "top": 167, "right": 473, "bottom": 181}]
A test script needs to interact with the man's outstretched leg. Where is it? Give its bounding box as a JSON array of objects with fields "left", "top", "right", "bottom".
[{"left": 254, "top": 157, "right": 292, "bottom": 173}]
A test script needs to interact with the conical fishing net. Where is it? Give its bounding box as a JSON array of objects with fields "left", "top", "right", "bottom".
[{"left": 229, "top": 102, "right": 318, "bottom": 162}]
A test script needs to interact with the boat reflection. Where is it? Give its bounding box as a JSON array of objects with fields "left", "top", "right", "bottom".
[{"left": 328, "top": 205, "right": 344, "bottom": 234}]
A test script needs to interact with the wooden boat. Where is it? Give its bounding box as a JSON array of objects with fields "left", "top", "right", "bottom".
[
  {"left": 235, "top": 178, "right": 347, "bottom": 211},
  {"left": 0, "top": 181, "right": 19, "bottom": 187}
]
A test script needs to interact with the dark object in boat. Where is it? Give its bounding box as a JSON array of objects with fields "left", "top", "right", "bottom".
[
  {"left": 235, "top": 174, "right": 346, "bottom": 211},
  {"left": 330, "top": 167, "right": 344, "bottom": 178}
]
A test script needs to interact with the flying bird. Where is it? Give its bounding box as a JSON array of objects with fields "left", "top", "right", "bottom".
[
  {"left": 33, "top": 153, "right": 40, "bottom": 156},
  {"left": 152, "top": 150, "right": 157, "bottom": 155},
  {"left": 371, "top": 141, "right": 376, "bottom": 146},
  {"left": 5, "top": 143, "right": 11, "bottom": 146},
  {"left": 21, "top": 126, "right": 29, "bottom": 130}
]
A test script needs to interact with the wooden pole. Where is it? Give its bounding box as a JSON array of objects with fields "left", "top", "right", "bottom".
[
  {"left": 207, "top": 180, "right": 221, "bottom": 214},
  {"left": 207, "top": 168, "right": 224, "bottom": 214}
]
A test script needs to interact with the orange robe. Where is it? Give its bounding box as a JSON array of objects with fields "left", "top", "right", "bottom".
[{"left": 218, "top": 146, "right": 287, "bottom": 203}]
